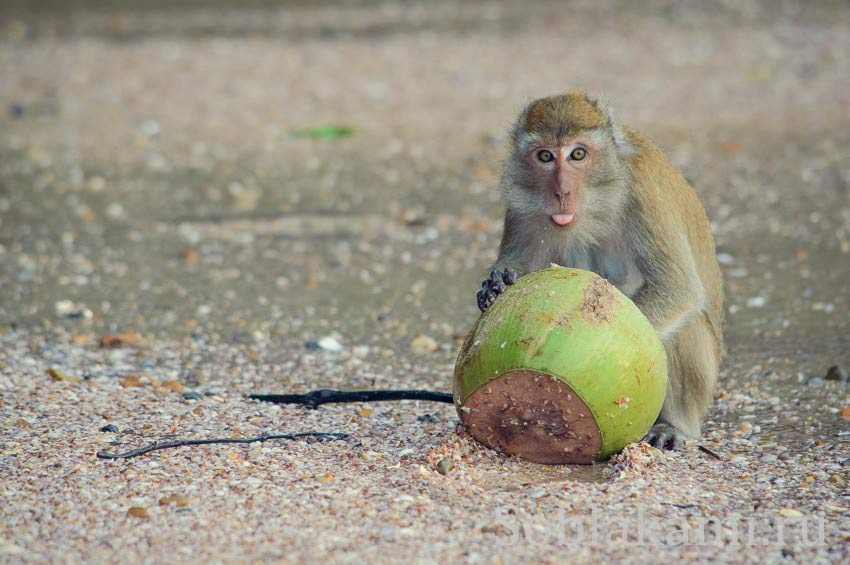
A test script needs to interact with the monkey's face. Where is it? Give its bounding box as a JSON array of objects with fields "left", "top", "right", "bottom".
[
  {"left": 524, "top": 139, "right": 594, "bottom": 228},
  {"left": 503, "top": 130, "right": 624, "bottom": 238}
]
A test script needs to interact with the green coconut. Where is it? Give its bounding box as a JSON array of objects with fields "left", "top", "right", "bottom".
[{"left": 454, "top": 266, "right": 668, "bottom": 464}]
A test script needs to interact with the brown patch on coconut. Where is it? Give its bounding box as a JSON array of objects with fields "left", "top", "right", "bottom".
[
  {"left": 460, "top": 370, "right": 602, "bottom": 464},
  {"left": 581, "top": 276, "right": 618, "bottom": 324}
]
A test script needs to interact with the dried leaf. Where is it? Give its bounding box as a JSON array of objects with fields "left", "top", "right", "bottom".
[{"left": 47, "top": 368, "right": 82, "bottom": 383}]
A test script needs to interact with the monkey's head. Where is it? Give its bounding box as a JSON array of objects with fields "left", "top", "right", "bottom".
[{"left": 502, "top": 90, "right": 634, "bottom": 243}]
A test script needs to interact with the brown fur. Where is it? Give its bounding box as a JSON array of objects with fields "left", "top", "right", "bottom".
[
  {"left": 493, "top": 90, "right": 724, "bottom": 439},
  {"left": 524, "top": 89, "right": 609, "bottom": 137}
]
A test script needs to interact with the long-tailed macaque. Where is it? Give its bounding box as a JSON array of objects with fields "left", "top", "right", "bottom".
[{"left": 477, "top": 90, "right": 724, "bottom": 449}]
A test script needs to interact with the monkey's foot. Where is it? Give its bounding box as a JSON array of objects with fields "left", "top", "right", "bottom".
[
  {"left": 642, "top": 422, "right": 690, "bottom": 451},
  {"left": 477, "top": 269, "right": 518, "bottom": 312}
]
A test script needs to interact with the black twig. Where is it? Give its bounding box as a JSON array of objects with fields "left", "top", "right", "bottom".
[
  {"left": 249, "top": 389, "right": 454, "bottom": 409},
  {"left": 96, "top": 431, "right": 350, "bottom": 460},
  {"left": 698, "top": 444, "right": 724, "bottom": 460},
  {"left": 662, "top": 502, "right": 700, "bottom": 509}
]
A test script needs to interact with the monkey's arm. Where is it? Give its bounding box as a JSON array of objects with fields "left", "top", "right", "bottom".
[{"left": 476, "top": 214, "right": 531, "bottom": 312}]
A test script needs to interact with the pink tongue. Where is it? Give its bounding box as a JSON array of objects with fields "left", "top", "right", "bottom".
[{"left": 551, "top": 213, "right": 575, "bottom": 226}]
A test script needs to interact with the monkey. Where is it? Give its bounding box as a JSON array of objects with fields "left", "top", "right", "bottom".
[{"left": 476, "top": 90, "right": 724, "bottom": 450}]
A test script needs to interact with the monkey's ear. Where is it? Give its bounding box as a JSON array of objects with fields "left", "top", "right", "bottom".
[{"left": 596, "top": 98, "right": 636, "bottom": 158}]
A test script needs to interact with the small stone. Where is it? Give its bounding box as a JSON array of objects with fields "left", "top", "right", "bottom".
[
  {"left": 106, "top": 203, "right": 126, "bottom": 219},
  {"left": 436, "top": 456, "right": 454, "bottom": 475},
  {"left": 841, "top": 407, "right": 850, "bottom": 422},
  {"left": 140, "top": 119, "right": 161, "bottom": 137},
  {"left": 316, "top": 473, "right": 335, "bottom": 485},
  {"left": 316, "top": 336, "right": 344, "bottom": 352},
  {"left": 777, "top": 508, "right": 803, "bottom": 518},
  {"left": 159, "top": 380, "right": 185, "bottom": 394},
  {"left": 228, "top": 182, "right": 262, "bottom": 211},
  {"left": 646, "top": 446, "right": 666, "bottom": 462},
  {"left": 181, "top": 249, "right": 199, "bottom": 266},
  {"left": 716, "top": 252, "right": 735, "bottom": 265},
  {"left": 410, "top": 335, "right": 438, "bottom": 355},
  {"left": 825, "top": 366, "right": 849, "bottom": 382},
  {"left": 99, "top": 333, "right": 142, "bottom": 348},
  {"left": 100, "top": 424, "right": 119, "bottom": 433},
  {"left": 159, "top": 495, "right": 190, "bottom": 507},
  {"left": 86, "top": 176, "right": 106, "bottom": 191},
  {"left": 306, "top": 336, "right": 344, "bottom": 351},
  {"left": 182, "top": 391, "right": 204, "bottom": 400},
  {"left": 127, "top": 507, "right": 149, "bottom": 519},
  {"left": 120, "top": 376, "right": 144, "bottom": 388},
  {"left": 738, "top": 422, "right": 753, "bottom": 434},
  {"left": 358, "top": 408, "right": 373, "bottom": 418},
  {"left": 828, "top": 475, "right": 843, "bottom": 484},
  {"left": 746, "top": 296, "right": 766, "bottom": 308},
  {"left": 54, "top": 300, "right": 93, "bottom": 319}
]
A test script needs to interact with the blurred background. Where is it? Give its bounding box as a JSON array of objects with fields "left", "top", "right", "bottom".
[{"left": 1, "top": 0, "right": 849, "bottom": 371}]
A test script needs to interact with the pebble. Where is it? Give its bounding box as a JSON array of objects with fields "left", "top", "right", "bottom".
[
  {"left": 436, "top": 456, "right": 454, "bottom": 475},
  {"left": 120, "top": 376, "right": 144, "bottom": 388},
  {"left": 159, "top": 495, "right": 190, "bottom": 507},
  {"left": 182, "top": 391, "right": 204, "bottom": 400},
  {"left": 305, "top": 336, "right": 344, "bottom": 352},
  {"left": 410, "top": 335, "right": 438, "bottom": 355},
  {"left": 127, "top": 507, "right": 150, "bottom": 519},
  {"left": 99, "top": 333, "right": 142, "bottom": 348},
  {"left": 100, "top": 424, "right": 119, "bottom": 433},
  {"left": 825, "top": 365, "right": 848, "bottom": 382},
  {"left": 54, "top": 300, "right": 93, "bottom": 319}
]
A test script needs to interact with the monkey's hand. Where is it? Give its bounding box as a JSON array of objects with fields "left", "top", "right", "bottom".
[
  {"left": 476, "top": 269, "right": 518, "bottom": 312},
  {"left": 642, "top": 422, "right": 689, "bottom": 451}
]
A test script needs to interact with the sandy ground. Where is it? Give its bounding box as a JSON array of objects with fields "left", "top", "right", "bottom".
[{"left": 1, "top": 1, "right": 849, "bottom": 562}]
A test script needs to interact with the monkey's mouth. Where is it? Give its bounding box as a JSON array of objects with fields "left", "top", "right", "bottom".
[{"left": 551, "top": 213, "right": 575, "bottom": 226}]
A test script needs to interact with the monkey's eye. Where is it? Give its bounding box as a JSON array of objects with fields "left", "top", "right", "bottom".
[
  {"left": 570, "top": 147, "right": 587, "bottom": 161},
  {"left": 536, "top": 149, "right": 555, "bottom": 163}
]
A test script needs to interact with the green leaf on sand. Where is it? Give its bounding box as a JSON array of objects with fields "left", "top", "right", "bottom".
[{"left": 291, "top": 126, "right": 353, "bottom": 140}]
